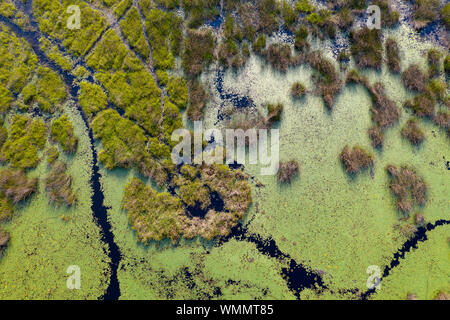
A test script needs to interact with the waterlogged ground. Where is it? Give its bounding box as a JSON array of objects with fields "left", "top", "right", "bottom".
[
  {"left": 97, "top": 23, "right": 449, "bottom": 299},
  {"left": 0, "top": 102, "right": 110, "bottom": 299}
]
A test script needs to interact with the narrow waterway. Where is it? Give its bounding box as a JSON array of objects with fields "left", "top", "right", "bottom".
[{"left": 0, "top": 13, "right": 122, "bottom": 300}]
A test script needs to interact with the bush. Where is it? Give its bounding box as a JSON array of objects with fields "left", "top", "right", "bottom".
[
  {"left": 291, "top": 82, "right": 307, "bottom": 98},
  {"left": 44, "top": 161, "right": 76, "bottom": 206},
  {"left": 340, "top": 145, "right": 374, "bottom": 174},
  {"left": 0, "top": 168, "right": 38, "bottom": 204},
  {"left": 187, "top": 80, "right": 208, "bottom": 121},
  {"left": 182, "top": 29, "right": 215, "bottom": 77},
  {"left": 427, "top": 49, "right": 442, "bottom": 78},
  {"left": 401, "top": 119, "right": 424, "bottom": 145},
  {"left": 120, "top": 6, "right": 150, "bottom": 59},
  {"left": 50, "top": 116, "right": 78, "bottom": 154},
  {"left": 263, "top": 43, "right": 293, "bottom": 72},
  {"left": 442, "top": 3, "right": 450, "bottom": 29},
  {"left": 78, "top": 81, "right": 108, "bottom": 118},
  {"left": 350, "top": 27, "right": 383, "bottom": 69},
  {"left": 413, "top": 0, "right": 440, "bottom": 29},
  {"left": 385, "top": 38, "right": 400, "bottom": 73},
  {"left": 386, "top": 165, "right": 427, "bottom": 213},
  {"left": 405, "top": 92, "right": 435, "bottom": 118},
  {"left": 308, "top": 51, "right": 343, "bottom": 108},
  {"left": 295, "top": 0, "right": 314, "bottom": 13},
  {"left": 278, "top": 160, "right": 299, "bottom": 183},
  {"left": 167, "top": 77, "right": 188, "bottom": 109},
  {"left": 266, "top": 103, "right": 283, "bottom": 123},
  {"left": 1, "top": 115, "right": 47, "bottom": 169},
  {"left": 46, "top": 146, "right": 59, "bottom": 165},
  {"left": 401, "top": 64, "right": 427, "bottom": 92},
  {"left": 0, "top": 227, "right": 10, "bottom": 256},
  {"left": 368, "top": 126, "right": 384, "bottom": 148},
  {"left": 252, "top": 34, "right": 266, "bottom": 55},
  {"left": 0, "top": 192, "right": 13, "bottom": 223}
]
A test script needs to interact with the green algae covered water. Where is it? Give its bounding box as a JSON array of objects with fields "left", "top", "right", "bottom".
[
  {"left": 0, "top": 102, "right": 110, "bottom": 299},
  {"left": 95, "top": 23, "right": 449, "bottom": 299}
]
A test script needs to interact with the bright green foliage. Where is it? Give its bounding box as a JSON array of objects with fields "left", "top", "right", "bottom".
[
  {"left": 161, "top": 97, "right": 182, "bottom": 146},
  {"left": 21, "top": 82, "right": 37, "bottom": 104},
  {"left": 156, "top": 70, "right": 169, "bottom": 86},
  {"left": 33, "top": 0, "right": 107, "bottom": 56},
  {"left": 113, "top": 0, "right": 132, "bottom": 18},
  {"left": 143, "top": 8, "right": 183, "bottom": 70},
  {"left": 167, "top": 77, "right": 188, "bottom": 109},
  {"left": 122, "top": 164, "right": 252, "bottom": 243},
  {"left": 35, "top": 66, "right": 67, "bottom": 113},
  {"left": 91, "top": 109, "right": 173, "bottom": 185},
  {"left": 1, "top": 115, "right": 47, "bottom": 169},
  {"left": 50, "top": 116, "right": 78, "bottom": 154},
  {"left": 45, "top": 161, "right": 76, "bottom": 206},
  {"left": 295, "top": 0, "right": 314, "bottom": 13},
  {"left": 120, "top": 6, "right": 150, "bottom": 59},
  {"left": 87, "top": 29, "right": 162, "bottom": 136},
  {"left": 0, "top": 1, "right": 15, "bottom": 18},
  {"left": 39, "top": 37, "right": 73, "bottom": 71},
  {"left": 0, "top": 26, "right": 37, "bottom": 94},
  {"left": 154, "top": 0, "right": 180, "bottom": 10},
  {"left": 122, "top": 177, "right": 185, "bottom": 243},
  {"left": 91, "top": 109, "right": 147, "bottom": 169},
  {"left": 0, "top": 85, "right": 13, "bottom": 113},
  {"left": 78, "top": 81, "right": 108, "bottom": 118}
]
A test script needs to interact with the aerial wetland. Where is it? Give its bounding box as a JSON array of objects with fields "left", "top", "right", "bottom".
[{"left": 0, "top": 0, "right": 448, "bottom": 300}]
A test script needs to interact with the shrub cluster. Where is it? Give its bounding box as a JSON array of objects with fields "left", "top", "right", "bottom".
[
  {"left": 1, "top": 115, "right": 47, "bottom": 169},
  {"left": 401, "top": 119, "right": 424, "bottom": 146},
  {"left": 278, "top": 160, "right": 299, "bottom": 183},
  {"left": 44, "top": 161, "right": 76, "bottom": 206},
  {"left": 340, "top": 145, "right": 374, "bottom": 174},
  {"left": 50, "top": 116, "right": 78, "bottom": 154},
  {"left": 386, "top": 165, "right": 427, "bottom": 214}
]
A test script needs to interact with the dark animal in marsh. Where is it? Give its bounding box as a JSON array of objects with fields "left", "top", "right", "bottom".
[{"left": 278, "top": 160, "right": 299, "bottom": 184}]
